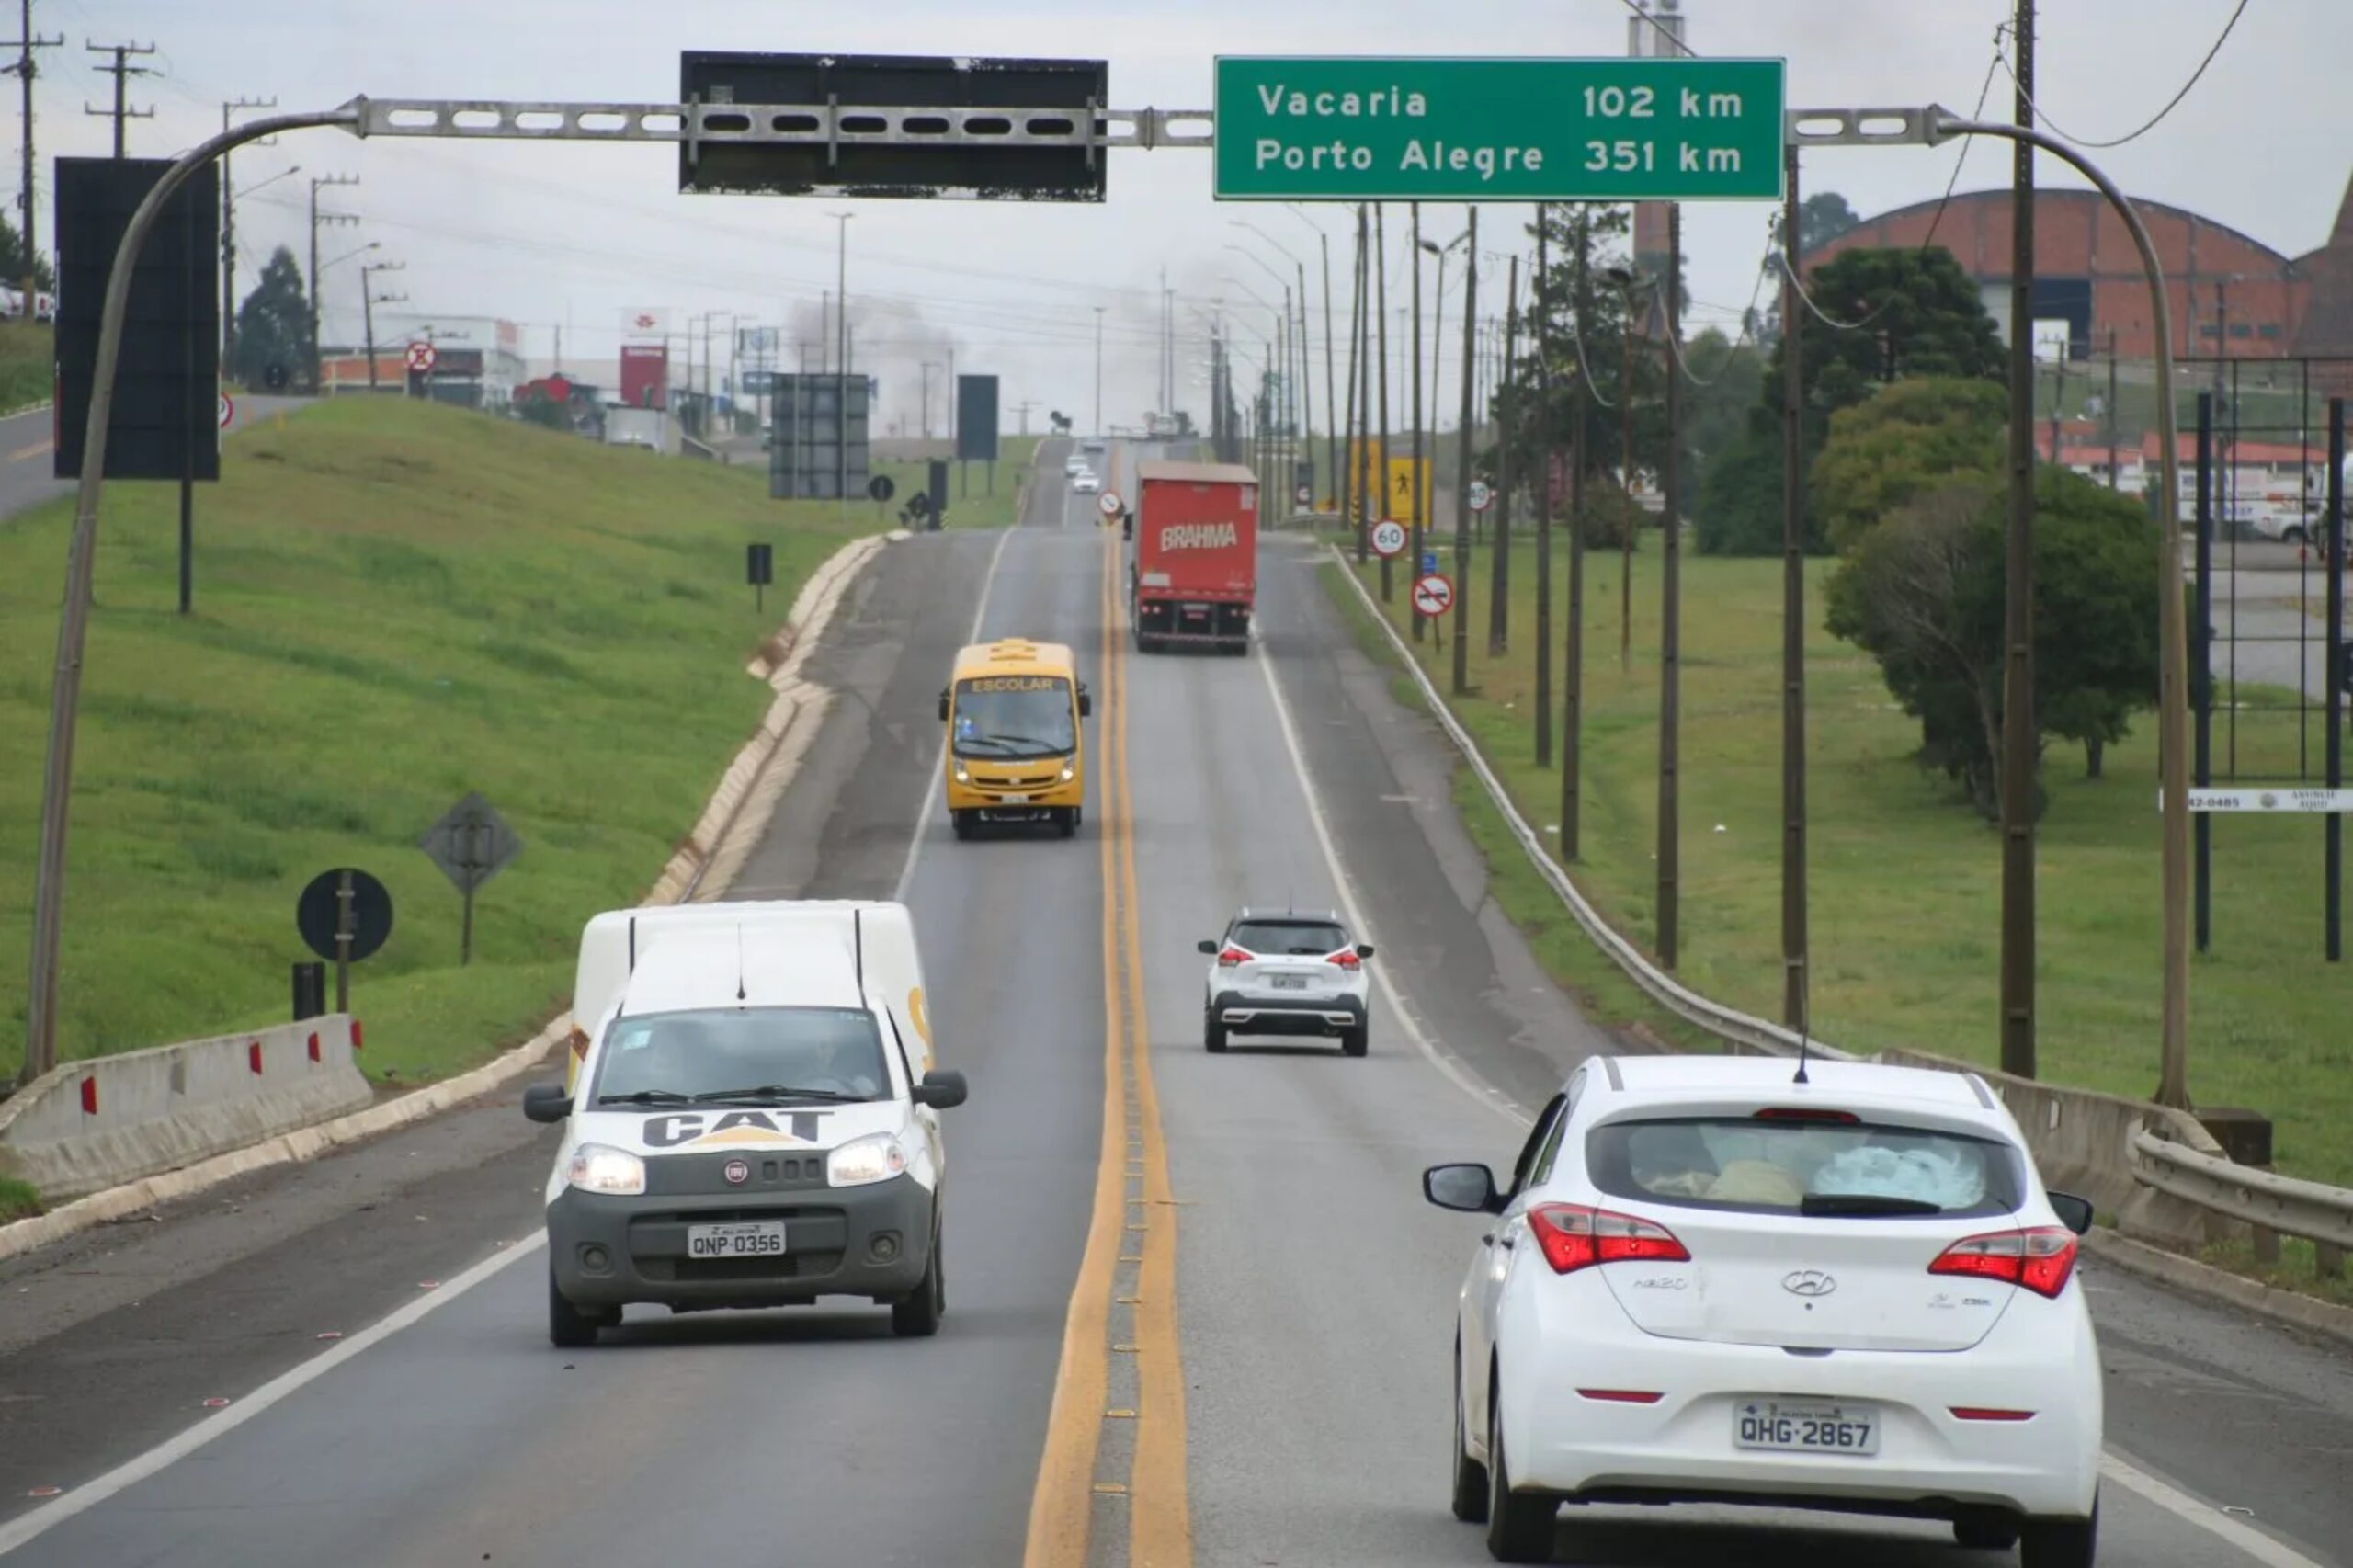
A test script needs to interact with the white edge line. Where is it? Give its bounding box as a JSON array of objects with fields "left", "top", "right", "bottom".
[
  {"left": 0, "top": 1233, "right": 548, "bottom": 1558},
  {"left": 2099, "top": 1450, "right": 2330, "bottom": 1568},
  {"left": 1251, "top": 581, "right": 1528, "bottom": 1128},
  {"left": 894, "top": 524, "right": 1018, "bottom": 903}
]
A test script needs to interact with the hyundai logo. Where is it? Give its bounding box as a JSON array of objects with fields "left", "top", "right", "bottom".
[
  {"left": 1782, "top": 1269, "right": 1837, "bottom": 1299},
  {"left": 723, "top": 1159, "right": 750, "bottom": 1186}
]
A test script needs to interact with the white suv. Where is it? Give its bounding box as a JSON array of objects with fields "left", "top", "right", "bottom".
[
  {"left": 1197, "top": 908, "right": 1372, "bottom": 1057},
  {"left": 1426, "top": 1053, "right": 2101, "bottom": 1564}
]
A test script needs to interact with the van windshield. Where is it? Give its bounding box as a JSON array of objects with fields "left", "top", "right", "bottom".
[
  {"left": 952, "top": 676, "right": 1076, "bottom": 759},
  {"left": 591, "top": 1007, "right": 890, "bottom": 1104},
  {"left": 1586, "top": 1116, "right": 2025, "bottom": 1219}
]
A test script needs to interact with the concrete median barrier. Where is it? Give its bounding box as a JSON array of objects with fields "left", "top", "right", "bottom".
[{"left": 0, "top": 1017, "right": 371, "bottom": 1202}]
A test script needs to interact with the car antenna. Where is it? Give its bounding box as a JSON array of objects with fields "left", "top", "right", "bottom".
[
  {"left": 1791, "top": 956, "right": 1813, "bottom": 1085},
  {"left": 735, "top": 924, "right": 747, "bottom": 1004}
]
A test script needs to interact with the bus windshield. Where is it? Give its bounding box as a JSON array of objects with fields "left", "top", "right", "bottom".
[{"left": 952, "top": 676, "right": 1076, "bottom": 759}]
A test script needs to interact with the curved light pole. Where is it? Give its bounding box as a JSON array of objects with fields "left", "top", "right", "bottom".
[
  {"left": 1235, "top": 220, "right": 1316, "bottom": 501},
  {"left": 24, "top": 102, "right": 363, "bottom": 1084},
  {"left": 1226, "top": 244, "right": 1295, "bottom": 491}
]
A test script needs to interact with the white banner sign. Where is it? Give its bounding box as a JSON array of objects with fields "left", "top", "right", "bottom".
[{"left": 2162, "top": 788, "right": 2353, "bottom": 813}]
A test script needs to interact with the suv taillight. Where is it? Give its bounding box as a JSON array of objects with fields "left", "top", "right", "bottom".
[
  {"left": 1217, "top": 947, "right": 1251, "bottom": 968},
  {"left": 1928, "top": 1226, "right": 2079, "bottom": 1299},
  {"left": 1327, "top": 949, "right": 1361, "bottom": 971},
  {"left": 1525, "top": 1203, "right": 1689, "bottom": 1276}
]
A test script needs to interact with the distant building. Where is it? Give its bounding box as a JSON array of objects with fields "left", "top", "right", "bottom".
[
  {"left": 2290, "top": 173, "right": 2353, "bottom": 358},
  {"left": 1802, "top": 187, "right": 2311, "bottom": 362}
]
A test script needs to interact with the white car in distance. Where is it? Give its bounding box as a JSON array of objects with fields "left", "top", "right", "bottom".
[
  {"left": 1073, "top": 472, "right": 1100, "bottom": 494},
  {"left": 1425, "top": 1054, "right": 2101, "bottom": 1565},
  {"left": 1198, "top": 908, "right": 1372, "bottom": 1056}
]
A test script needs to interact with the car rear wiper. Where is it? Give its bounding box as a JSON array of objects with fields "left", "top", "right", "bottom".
[
  {"left": 1800, "top": 1193, "right": 1945, "bottom": 1217},
  {"left": 597, "top": 1089, "right": 694, "bottom": 1106},
  {"left": 692, "top": 1085, "right": 870, "bottom": 1105}
]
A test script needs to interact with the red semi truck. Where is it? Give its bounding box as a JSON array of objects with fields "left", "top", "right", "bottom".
[{"left": 1129, "top": 460, "right": 1259, "bottom": 654}]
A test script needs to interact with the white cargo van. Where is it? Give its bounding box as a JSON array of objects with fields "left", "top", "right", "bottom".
[{"left": 524, "top": 900, "right": 965, "bottom": 1345}]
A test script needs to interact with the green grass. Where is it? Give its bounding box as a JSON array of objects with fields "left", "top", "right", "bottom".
[
  {"left": 1334, "top": 540, "right": 2353, "bottom": 1188},
  {"left": 0, "top": 319, "right": 51, "bottom": 415},
  {"left": 2195, "top": 1236, "right": 2353, "bottom": 1311},
  {"left": 0, "top": 397, "right": 883, "bottom": 1089},
  {"left": 0, "top": 1176, "right": 39, "bottom": 1221}
]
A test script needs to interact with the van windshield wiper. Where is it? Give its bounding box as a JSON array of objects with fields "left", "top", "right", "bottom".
[
  {"left": 692, "top": 1085, "right": 870, "bottom": 1106},
  {"left": 1801, "top": 1193, "right": 1946, "bottom": 1217},
  {"left": 597, "top": 1089, "right": 694, "bottom": 1107}
]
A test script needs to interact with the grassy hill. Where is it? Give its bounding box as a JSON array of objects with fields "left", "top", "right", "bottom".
[{"left": 0, "top": 397, "right": 881, "bottom": 1091}]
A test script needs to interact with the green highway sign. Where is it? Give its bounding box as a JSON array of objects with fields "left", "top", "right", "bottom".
[{"left": 1213, "top": 56, "right": 1785, "bottom": 203}]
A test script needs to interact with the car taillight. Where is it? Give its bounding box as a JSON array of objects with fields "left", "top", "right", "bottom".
[
  {"left": 1525, "top": 1203, "right": 1689, "bottom": 1276},
  {"left": 1217, "top": 947, "right": 1251, "bottom": 967},
  {"left": 1928, "top": 1226, "right": 2079, "bottom": 1299},
  {"left": 1326, "top": 949, "right": 1360, "bottom": 971}
]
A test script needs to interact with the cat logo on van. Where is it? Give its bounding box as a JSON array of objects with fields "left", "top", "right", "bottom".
[{"left": 642, "top": 1109, "right": 831, "bottom": 1149}]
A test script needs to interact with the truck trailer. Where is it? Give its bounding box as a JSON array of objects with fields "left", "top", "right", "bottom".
[{"left": 1129, "top": 459, "right": 1258, "bottom": 654}]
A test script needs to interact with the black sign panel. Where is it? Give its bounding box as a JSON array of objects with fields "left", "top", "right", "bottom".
[
  {"left": 747, "top": 541, "right": 774, "bottom": 585},
  {"left": 955, "top": 374, "right": 999, "bottom": 462},
  {"left": 53, "top": 157, "right": 221, "bottom": 482},
  {"left": 768, "top": 372, "right": 870, "bottom": 500},
  {"left": 296, "top": 868, "right": 394, "bottom": 964},
  {"left": 678, "top": 51, "right": 1108, "bottom": 202}
]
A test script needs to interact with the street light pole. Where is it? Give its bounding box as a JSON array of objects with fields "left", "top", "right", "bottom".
[
  {"left": 830, "top": 210, "right": 852, "bottom": 517},
  {"left": 1093, "top": 305, "right": 1105, "bottom": 434}
]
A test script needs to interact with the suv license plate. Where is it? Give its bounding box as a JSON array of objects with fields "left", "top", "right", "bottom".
[
  {"left": 1267, "top": 974, "right": 1309, "bottom": 991},
  {"left": 688, "top": 1221, "right": 787, "bottom": 1259},
  {"left": 1733, "top": 1400, "right": 1878, "bottom": 1456}
]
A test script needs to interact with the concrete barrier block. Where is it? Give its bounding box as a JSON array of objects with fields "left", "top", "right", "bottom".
[{"left": 0, "top": 1017, "right": 372, "bottom": 1201}]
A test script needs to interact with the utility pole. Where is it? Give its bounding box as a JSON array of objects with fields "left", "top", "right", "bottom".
[
  {"left": 1452, "top": 207, "right": 1478, "bottom": 697},
  {"left": 361, "top": 260, "right": 403, "bottom": 390},
  {"left": 1410, "top": 202, "right": 1427, "bottom": 642},
  {"left": 2000, "top": 0, "right": 2040, "bottom": 1080},
  {"left": 1657, "top": 203, "right": 1683, "bottom": 971},
  {"left": 83, "top": 40, "right": 153, "bottom": 157},
  {"left": 1344, "top": 207, "right": 1365, "bottom": 558},
  {"left": 1564, "top": 210, "right": 1591, "bottom": 859},
  {"left": 1319, "top": 226, "right": 1337, "bottom": 514},
  {"left": 219, "top": 97, "right": 277, "bottom": 368},
  {"left": 1619, "top": 275, "right": 1639, "bottom": 670},
  {"left": 1376, "top": 204, "right": 1393, "bottom": 603},
  {"left": 1781, "top": 142, "right": 1810, "bottom": 1031},
  {"left": 4, "top": 5, "right": 63, "bottom": 311},
  {"left": 1494, "top": 252, "right": 1519, "bottom": 661},
  {"left": 1093, "top": 305, "right": 1106, "bottom": 436},
  {"left": 2106, "top": 325, "right": 2120, "bottom": 489},
  {"left": 830, "top": 210, "right": 852, "bottom": 517},
  {"left": 307, "top": 173, "right": 358, "bottom": 393},
  {"left": 1534, "top": 215, "right": 1554, "bottom": 767}
]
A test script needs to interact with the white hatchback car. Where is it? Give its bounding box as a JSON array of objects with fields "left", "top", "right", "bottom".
[
  {"left": 1074, "top": 472, "right": 1100, "bottom": 494},
  {"left": 1197, "top": 908, "right": 1372, "bottom": 1056},
  {"left": 1424, "top": 1054, "right": 2101, "bottom": 1565}
]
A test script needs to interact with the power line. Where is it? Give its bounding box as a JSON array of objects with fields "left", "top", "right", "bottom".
[
  {"left": 1918, "top": 24, "right": 2010, "bottom": 257},
  {"left": 81, "top": 38, "right": 152, "bottom": 157},
  {"left": 1616, "top": 0, "right": 1699, "bottom": 58},
  {"left": 1994, "top": 0, "right": 2252, "bottom": 149}
]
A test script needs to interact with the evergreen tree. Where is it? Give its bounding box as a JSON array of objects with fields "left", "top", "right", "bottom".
[{"left": 232, "top": 246, "right": 310, "bottom": 392}]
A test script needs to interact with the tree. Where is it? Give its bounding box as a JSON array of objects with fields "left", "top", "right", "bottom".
[
  {"left": 1797, "top": 190, "right": 1861, "bottom": 256},
  {"left": 232, "top": 247, "right": 309, "bottom": 392},
  {"left": 1699, "top": 249, "right": 2004, "bottom": 559},
  {"left": 1811, "top": 376, "right": 2006, "bottom": 552},
  {"left": 1825, "top": 467, "right": 2163, "bottom": 819},
  {"left": 0, "top": 211, "right": 54, "bottom": 292}
]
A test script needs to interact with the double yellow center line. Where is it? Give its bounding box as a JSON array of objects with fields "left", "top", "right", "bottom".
[{"left": 1022, "top": 509, "right": 1192, "bottom": 1568}]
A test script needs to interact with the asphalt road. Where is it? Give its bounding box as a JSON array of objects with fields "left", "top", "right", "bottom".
[
  {"left": 0, "top": 395, "right": 312, "bottom": 523},
  {"left": 0, "top": 438, "right": 2347, "bottom": 1566}
]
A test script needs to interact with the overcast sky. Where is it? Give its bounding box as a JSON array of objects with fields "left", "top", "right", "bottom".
[{"left": 20, "top": 0, "right": 2349, "bottom": 434}]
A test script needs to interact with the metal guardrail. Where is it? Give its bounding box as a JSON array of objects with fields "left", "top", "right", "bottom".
[
  {"left": 2131, "top": 1128, "right": 2353, "bottom": 1254},
  {"left": 1325, "top": 548, "right": 1856, "bottom": 1065}
]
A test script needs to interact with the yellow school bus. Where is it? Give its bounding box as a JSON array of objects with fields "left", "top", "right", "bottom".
[{"left": 938, "top": 638, "right": 1092, "bottom": 840}]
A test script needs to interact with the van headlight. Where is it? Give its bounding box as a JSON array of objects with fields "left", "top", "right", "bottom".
[
  {"left": 1060, "top": 760, "right": 1075, "bottom": 782},
  {"left": 828, "top": 1132, "right": 908, "bottom": 1187},
  {"left": 953, "top": 761, "right": 970, "bottom": 783},
  {"left": 566, "top": 1142, "right": 646, "bottom": 1196}
]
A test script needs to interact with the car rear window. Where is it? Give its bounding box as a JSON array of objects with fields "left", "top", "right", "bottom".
[
  {"left": 1586, "top": 1116, "right": 2026, "bottom": 1219},
  {"left": 1232, "top": 921, "right": 1347, "bottom": 956}
]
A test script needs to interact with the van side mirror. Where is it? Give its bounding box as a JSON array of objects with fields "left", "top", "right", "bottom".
[
  {"left": 1078, "top": 685, "right": 1093, "bottom": 718},
  {"left": 523, "top": 1084, "right": 574, "bottom": 1124},
  {"left": 1423, "top": 1163, "right": 1504, "bottom": 1215},
  {"left": 912, "top": 1069, "right": 969, "bottom": 1110},
  {"left": 1355, "top": 943, "right": 1375, "bottom": 960},
  {"left": 1196, "top": 938, "right": 1219, "bottom": 955},
  {"left": 937, "top": 689, "right": 950, "bottom": 722},
  {"left": 2047, "top": 1190, "right": 2095, "bottom": 1236}
]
